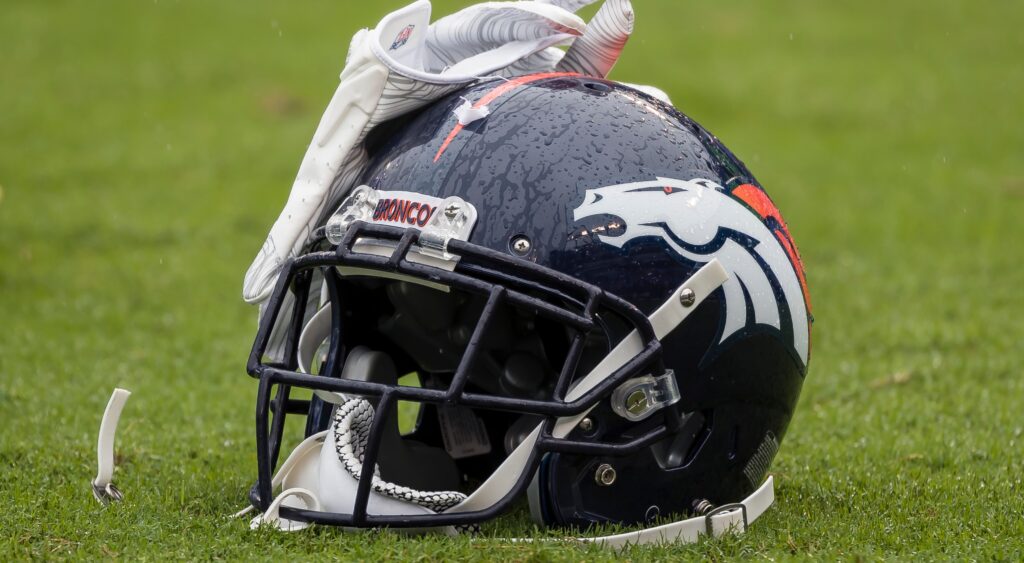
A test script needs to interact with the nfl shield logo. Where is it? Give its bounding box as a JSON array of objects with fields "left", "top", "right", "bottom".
[{"left": 390, "top": 25, "right": 415, "bottom": 50}]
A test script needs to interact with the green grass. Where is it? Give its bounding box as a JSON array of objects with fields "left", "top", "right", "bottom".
[{"left": 1, "top": 0, "right": 1022, "bottom": 559}]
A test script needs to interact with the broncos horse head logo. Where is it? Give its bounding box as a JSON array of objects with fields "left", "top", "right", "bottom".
[{"left": 573, "top": 177, "right": 810, "bottom": 367}]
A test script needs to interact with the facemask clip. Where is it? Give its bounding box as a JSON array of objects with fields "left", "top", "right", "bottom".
[{"left": 610, "top": 370, "right": 680, "bottom": 422}]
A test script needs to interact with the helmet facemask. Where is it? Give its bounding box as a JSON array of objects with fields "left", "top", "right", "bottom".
[{"left": 244, "top": 219, "right": 724, "bottom": 533}]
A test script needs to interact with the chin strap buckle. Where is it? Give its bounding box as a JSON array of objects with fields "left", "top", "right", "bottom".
[
  {"left": 704, "top": 502, "right": 749, "bottom": 537},
  {"left": 92, "top": 481, "right": 124, "bottom": 505}
]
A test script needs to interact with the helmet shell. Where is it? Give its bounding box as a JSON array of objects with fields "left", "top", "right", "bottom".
[{"left": 354, "top": 74, "right": 810, "bottom": 526}]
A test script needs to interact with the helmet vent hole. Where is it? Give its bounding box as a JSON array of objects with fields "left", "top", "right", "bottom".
[{"left": 582, "top": 81, "right": 612, "bottom": 93}]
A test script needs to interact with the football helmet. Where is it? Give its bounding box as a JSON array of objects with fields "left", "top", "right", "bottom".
[{"left": 242, "top": 73, "right": 811, "bottom": 544}]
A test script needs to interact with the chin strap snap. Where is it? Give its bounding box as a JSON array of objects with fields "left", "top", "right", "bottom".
[{"left": 93, "top": 388, "right": 131, "bottom": 505}]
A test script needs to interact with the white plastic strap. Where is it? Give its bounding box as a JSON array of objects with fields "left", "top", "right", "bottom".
[
  {"left": 298, "top": 304, "right": 333, "bottom": 375},
  {"left": 232, "top": 431, "right": 328, "bottom": 523},
  {"left": 92, "top": 388, "right": 131, "bottom": 505},
  {"left": 249, "top": 488, "right": 322, "bottom": 531},
  {"left": 294, "top": 307, "right": 352, "bottom": 408},
  {"left": 575, "top": 476, "right": 774, "bottom": 547}
]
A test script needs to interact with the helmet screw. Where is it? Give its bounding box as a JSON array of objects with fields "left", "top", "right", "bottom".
[
  {"left": 579, "top": 417, "right": 595, "bottom": 433},
  {"left": 679, "top": 288, "right": 696, "bottom": 307},
  {"left": 594, "top": 463, "right": 617, "bottom": 487},
  {"left": 444, "top": 203, "right": 461, "bottom": 220},
  {"left": 510, "top": 235, "right": 532, "bottom": 256}
]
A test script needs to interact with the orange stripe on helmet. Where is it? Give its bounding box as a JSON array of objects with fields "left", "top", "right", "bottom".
[
  {"left": 732, "top": 183, "right": 812, "bottom": 314},
  {"left": 433, "top": 72, "right": 581, "bottom": 163}
]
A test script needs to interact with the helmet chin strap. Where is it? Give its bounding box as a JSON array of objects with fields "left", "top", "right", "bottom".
[
  {"left": 245, "top": 259, "right": 775, "bottom": 546},
  {"left": 542, "top": 477, "right": 774, "bottom": 547}
]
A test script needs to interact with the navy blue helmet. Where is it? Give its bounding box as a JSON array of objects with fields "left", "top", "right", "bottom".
[{"left": 244, "top": 73, "right": 811, "bottom": 537}]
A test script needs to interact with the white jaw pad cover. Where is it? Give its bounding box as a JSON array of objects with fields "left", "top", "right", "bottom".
[
  {"left": 247, "top": 429, "right": 447, "bottom": 533},
  {"left": 247, "top": 431, "right": 326, "bottom": 531}
]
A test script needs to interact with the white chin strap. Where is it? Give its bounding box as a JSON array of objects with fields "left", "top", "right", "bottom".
[
  {"left": 570, "top": 477, "right": 773, "bottom": 547},
  {"left": 243, "top": 260, "right": 776, "bottom": 546},
  {"left": 92, "top": 388, "right": 131, "bottom": 505}
]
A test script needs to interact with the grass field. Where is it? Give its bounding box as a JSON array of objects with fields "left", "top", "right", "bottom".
[{"left": 2, "top": 0, "right": 1022, "bottom": 559}]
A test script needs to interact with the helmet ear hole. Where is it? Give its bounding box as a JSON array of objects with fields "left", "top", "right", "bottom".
[{"left": 650, "top": 411, "right": 709, "bottom": 470}]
